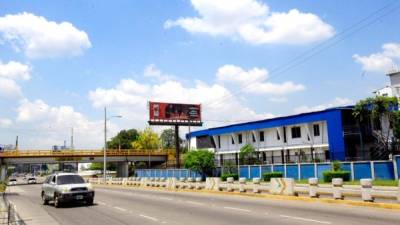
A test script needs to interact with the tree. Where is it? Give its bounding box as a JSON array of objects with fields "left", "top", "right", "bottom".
[
  {"left": 353, "top": 96, "right": 399, "bottom": 152},
  {"left": 183, "top": 149, "right": 215, "bottom": 178},
  {"left": 107, "top": 129, "right": 139, "bottom": 149},
  {"left": 239, "top": 144, "right": 258, "bottom": 165},
  {"left": 160, "top": 128, "right": 182, "bottom": 149},
  {"left": 89, "top": 162, "right": 116, "bottom": 171},
  {"left": 132, "top": 127, "right": 160, "bottom": 150}
]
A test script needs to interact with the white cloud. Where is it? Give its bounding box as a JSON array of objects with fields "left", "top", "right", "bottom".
[
  {"left": 0, "top": 61, "right": 31, "bottom": 80},
  {"left": 89, "top": 66, "right": 274, "bottom": 128},
  {"left": 144, "top": 64, "right": 175, "bottom": 82},
  {"left": 89, "top": 79, "right": 150, "bottom": 108},
  {"left": 293, "top": 97, "right": 353, "bottom": 114},
  {"left": 165, "top": 0, "right": 334, "bottom": 45},
  {"left": 0, "top": 12, "right": 91, "bottom": 58},
  {"left": 0, "top": 118, "right": 12, "bottom": 128},
  {"left": 15, "top": 98, "right": 116, "bottom": 149},
  {"left": 217, "top": 64, "right": 305, "bottom": 95},
  {"left": 0, "top": 77, "right": 22, "bottom": 98},
  {"left": 353, "top": 42, "right": 400, "bottom": 73}
]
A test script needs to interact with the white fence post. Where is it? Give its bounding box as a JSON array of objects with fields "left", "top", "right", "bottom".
[
  {"left": 394, "top": 156, "right": 398, "bottom": 181},
  {"left": 370, "top": 161, "right": 375, "bottom": 180},
  {"left": 314, "top": 163, "right": 317, "bottom": 178},
  {"left": 297, "top": 163, "right": 301, "bottom": 180}
]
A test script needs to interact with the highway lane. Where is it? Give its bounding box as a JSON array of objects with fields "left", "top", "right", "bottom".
[{"left": 5, "top": 184, "right": 400, "bottom": 225}]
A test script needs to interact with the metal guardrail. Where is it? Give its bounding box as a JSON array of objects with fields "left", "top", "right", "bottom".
[{"left": 0, "top": 149, "right": 173, "bottom": 158}]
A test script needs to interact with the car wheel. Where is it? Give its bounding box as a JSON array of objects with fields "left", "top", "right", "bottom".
[
  {"left": 54, "top": 195, "right": 61, "bottom": 208},
  {"left": 86, "top": 198, "right": 94, "bottom": 206},
  {"left": 41, "top": 192, "right": 49, "bottom": 205}
]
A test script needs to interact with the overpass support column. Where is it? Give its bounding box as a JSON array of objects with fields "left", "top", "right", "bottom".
[
  {"left": 0, "top": 165, "right": 7, "bottom": 181},
  {"left": 117, "top": 162, "right": 129, "bottom": 177}
]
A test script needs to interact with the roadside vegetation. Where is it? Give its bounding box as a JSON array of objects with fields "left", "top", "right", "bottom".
[
  {"left": 0, "top": 181, "right": 6, "bottom": 192},
  {"left": 183, "top": 149, "right": 215, "bottom": 179}
]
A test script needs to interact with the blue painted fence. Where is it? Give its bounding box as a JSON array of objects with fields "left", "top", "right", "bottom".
[{"left": 136, "top": 156, "right": 400, "bottom": 181}]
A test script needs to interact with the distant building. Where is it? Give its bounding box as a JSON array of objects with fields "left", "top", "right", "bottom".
[
  {"left": 374, "top": 69, "right": 400, "bottom": 97},
  {"left": 188, "top": 107, "right": 380, "bottom": 166}
]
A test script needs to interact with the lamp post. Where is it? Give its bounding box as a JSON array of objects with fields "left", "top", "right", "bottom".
[{"left": 103, "top": 107, "right": 122, "bottom": 183}]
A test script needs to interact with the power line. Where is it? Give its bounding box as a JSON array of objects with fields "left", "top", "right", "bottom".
[{"left": 204, "top": 1, "right": 400, "bottom": 109}]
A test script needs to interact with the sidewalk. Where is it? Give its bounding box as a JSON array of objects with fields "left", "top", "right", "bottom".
[{"left": 5, "top": 186, "right": 59, "bottom": 225}]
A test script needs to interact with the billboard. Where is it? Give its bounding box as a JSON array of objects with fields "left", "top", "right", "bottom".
[{"left": 148, "top": 101, "right": 202, "bottom": 126}]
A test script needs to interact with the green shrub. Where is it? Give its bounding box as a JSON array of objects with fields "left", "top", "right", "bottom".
[
  {"left": 221, "top": 173, "right": 239, "bottom": 181},
  {"left": 323, "top": 171, "right": 350, "bottom": 182},
  {"left": 262, "top": 172, "right": 283, "bottom": 181},
  {"left": 332, "top": 161, "right": 342, "bottom": 172}
]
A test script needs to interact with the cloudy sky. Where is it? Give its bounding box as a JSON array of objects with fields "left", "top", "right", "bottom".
[{"left": 0, "top": 0, "right": 399, "bottom": 149}]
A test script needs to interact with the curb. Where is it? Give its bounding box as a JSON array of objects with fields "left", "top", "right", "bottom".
[{"left": 93, "top": 184, "right": 400, "bottom": 211}]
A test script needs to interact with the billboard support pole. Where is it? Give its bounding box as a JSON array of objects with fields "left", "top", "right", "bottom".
[{"left": 175, "top": 125, "right": 180, "bottom": 168}]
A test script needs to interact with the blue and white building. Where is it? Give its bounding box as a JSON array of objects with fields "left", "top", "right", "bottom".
[{"left": 188, "top": 106, "right": 377, "bottom": 166}]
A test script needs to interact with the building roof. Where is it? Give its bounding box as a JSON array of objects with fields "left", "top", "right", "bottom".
[{"left": 187, "top": 106, "right": 353, "bottom": 138}]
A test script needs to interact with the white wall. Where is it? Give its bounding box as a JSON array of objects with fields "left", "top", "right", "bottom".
[{"left": 211, "top": 121, "right": 329, "bottom": 154}]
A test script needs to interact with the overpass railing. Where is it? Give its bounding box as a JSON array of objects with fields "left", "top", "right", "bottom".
[{"left": 0, "top": 149, "right": 173, "bottom": 158}]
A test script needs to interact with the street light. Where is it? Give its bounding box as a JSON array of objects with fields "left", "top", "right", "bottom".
[{"left": 104, "top": 107, "right": 122, "bottom": 183}]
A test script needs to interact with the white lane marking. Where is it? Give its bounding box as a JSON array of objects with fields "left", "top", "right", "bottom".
[
  {"left": 223, "top": 206, "right": 251, "bottom": 212},
  {"left": 279, "top": 215, "right": 331, "bottom": 224},
  {"left": 185, "top": 200, "right": 204, "bottom": 206},
  {"left": 139, "top": 214, "right": 159, "bottom": 222},
  {"left": 97, "top": 201, "right": 107, "bottom": 206},
  {"left": 160, "top": 197, "right": 173, "bottom": 201},
  {"left": 114, "top": 206, "right": 127, "bottom": 212}
]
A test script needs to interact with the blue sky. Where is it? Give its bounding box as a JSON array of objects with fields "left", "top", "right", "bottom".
[{"left": 0, "top": 0, "right": 399, "bottom": 149}]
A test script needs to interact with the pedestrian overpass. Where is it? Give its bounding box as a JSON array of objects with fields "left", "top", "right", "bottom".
[{"left": 0, "top": 149, "right": 173, "bottom": 179}]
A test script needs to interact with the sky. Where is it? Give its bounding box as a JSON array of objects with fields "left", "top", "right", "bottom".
[{"left": 0, "top": 0, "right": 399, "bottom": 149}]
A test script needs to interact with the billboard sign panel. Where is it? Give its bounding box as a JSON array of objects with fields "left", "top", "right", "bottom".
[{"left": 149, "top": 101, "right": 202, "bottom": 126}]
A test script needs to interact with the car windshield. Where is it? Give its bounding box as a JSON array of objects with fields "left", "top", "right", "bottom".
[
  {"left": 57, "top": 175, "right": 85, "bottom": 185},
  {"left": 9, "top": 179, "right": 16, "bottom": 181},
  {"left": 28, "top": 178, "right": 35, "bottom": 180}
]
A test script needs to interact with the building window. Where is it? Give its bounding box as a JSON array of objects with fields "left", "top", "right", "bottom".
[
  {"left": 313, "top": 124, "right": 320, "bottom": 136},
  {"left": 252, "top": 133, "right": 256, "bottom": 142},
  {"left": 238, "top": 134, "right": 242, "bottom": 144},
  {"left": 276, "top": 131, "right": 280, "bottom": 140},
  {"left": 218, "top": 135, "right": 221, "bottom": 148},
  {"left": 231, "top": 137, "right": 235, "bottom": 145},
  {"left": 291, "top": 127, "right": 301, "bottom": 139},
  {"left": 259, "top": 131, "right": 265, "bottom": 142}
]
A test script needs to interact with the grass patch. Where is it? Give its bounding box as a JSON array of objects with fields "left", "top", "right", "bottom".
[{"left": 295, "top": 179, "right": 398, "bottom": 186}]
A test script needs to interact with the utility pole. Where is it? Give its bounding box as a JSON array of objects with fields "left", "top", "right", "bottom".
[
  {"left": 175, "top": 125, "right": 180, "bottom": 168},
  {"left": 71, "top": 127, "right": 74, "bottom": 150},
  {"left": 104, "top": 107, "right": 107, "bottom": 183},
  {"left": 15, "top": 136, "right": 18, "bottom": 150}
]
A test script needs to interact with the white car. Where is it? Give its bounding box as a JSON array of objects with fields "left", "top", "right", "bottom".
[
  {"left": 28, "top": 177, "right": 37, "bottom": 184},
  {"left": 8, "top": 178, "right": 17, "bottom": 186}
]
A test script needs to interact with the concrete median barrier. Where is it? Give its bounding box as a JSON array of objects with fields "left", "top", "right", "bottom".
[
  {"left": 360, "top": 179, "right": 374, "bottom": 202},
  {"left": 253, "top": 178, "right": 261, "bottom": 193},
  {"left": 239, "top": 177, "right": 246, "bottom": 193},
  {"left": 270, "top": 178, "right": 295, "bottom": 196},
  {"left": 332, "top": 178, "right": 343, "bottom": 200},
  {"left": 308, "top": 178, "right": 319, "bottom": 198}
]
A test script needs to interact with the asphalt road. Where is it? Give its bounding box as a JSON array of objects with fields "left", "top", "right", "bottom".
[{"left": 5, "top": 184, "right": 400, "bottom": 225}]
